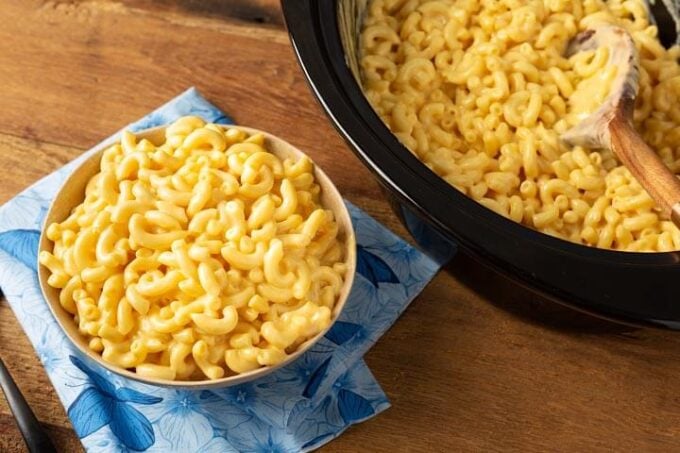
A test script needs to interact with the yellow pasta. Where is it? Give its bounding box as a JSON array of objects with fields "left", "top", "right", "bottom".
[
  {"left": 40, "top": 117, "right": 346, "bottom": 381},
  {"left": 360, "top": 0, "right": 680, "bottom": 252}
]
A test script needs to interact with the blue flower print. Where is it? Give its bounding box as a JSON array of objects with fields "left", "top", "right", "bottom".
[
  {"left": 31, "top": 324, "right": 79, "bottom": 400},
  {"left": 153, "top": 392, "right": 214, "bottom": 452},
  {"left": 383, "top": 241, "right": 443, "bottom": 294},
  {"left": 211, "top": 380, "right": 297, "bottom": 429},
  {"left": 81, "top": 426, "right": 133, "bottom": 453},
  {"left": 226, "top": 417, "right": 297, "bottom": 453},
  {"left": 287, "top": 396, "right": 343, "bottom": 449},
  {"left": 332, "top": 363, "right": 388, "bottom": 405},
  {"left": 0, "top": 191, "right": 49, "bottom": 232},
  {"left": 347, "top": 202, "right": 400, "bottom": 251},
  {"left": 0, "top": 229, "right": 40, "bottom": 271},
  {"left": 325, "top": 321, "right": 362, "bottom": 346},
  {"left": 285, "top": 363, "right": 390, "bottom": 450},
  {"left": 229, "top": 345, "right": 346, "bottom": 427},
  {"left": 338, "top": 274, "right": 383, "bottom": 326},
  {"left": 24, "top": 181, "right": 67, "bottom": 213},
  {"left": 270, "top": 349, "right": 334, "bottom": 389},
  {"left": 302, "top": 357, "right": 331, "bottom": 399},
  {"left": 200, "top": 436, "right": 239, "bottom": 453},
  {"left": 139, "top": 389, "right": 251, "bottom": 451},
  {"left": 356, "top": 245, "right": 399, "bottom": 288},
  {"left": 0, "top": 256, "right": 39, "bottom": 304},
  {"left": 67, "top": 355, "right": 162, "bottom": 451},
  {"left": 348, "top": 199, "right": 442, "bottom": 295},
  {"left": 34, "top": 322, "right": 68, "bottom": 374},
  {"left": 336, "top": 389, "right": 374, "bottom": 424},
  {"left": 330, "top": 365, "right": 388, "bottom": 425},
  {"left": 14, "top": 279, "right": 54, "bottom": 326},
  {"left": 300, "top": 333, "right": 375, "bottom": 405}
]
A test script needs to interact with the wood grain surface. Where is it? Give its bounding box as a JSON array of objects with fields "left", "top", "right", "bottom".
[{"left": 2, "top": 1, "right": 680, "bottom": 452}]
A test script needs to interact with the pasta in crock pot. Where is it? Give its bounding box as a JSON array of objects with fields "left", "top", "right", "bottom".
[{"left": 360, "top": 0, "right": 680, "bottom": 251}]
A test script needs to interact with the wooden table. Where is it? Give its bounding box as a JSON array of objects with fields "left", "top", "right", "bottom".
[{"left": 2, "top": 1, "right": 680, "bottom": 451}]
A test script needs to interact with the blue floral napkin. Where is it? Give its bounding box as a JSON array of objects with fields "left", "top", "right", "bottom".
[{"left": 0, "top": 88, "right": 447, "bottom": 452}]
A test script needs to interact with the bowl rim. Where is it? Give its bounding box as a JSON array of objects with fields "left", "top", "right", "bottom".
[
  {"left": 37, "top": 123, "right": 357, "bottom": 389},
  {"left": 282, "top": 0, "right": 680, "bottom": 266}
]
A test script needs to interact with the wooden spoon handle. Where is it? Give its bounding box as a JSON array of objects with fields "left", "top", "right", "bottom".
[{"left": 609, "top": 117, "right": 680, "bottom": 227}]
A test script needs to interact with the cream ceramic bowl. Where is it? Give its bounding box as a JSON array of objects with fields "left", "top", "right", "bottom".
[{"left": 37, "top": 124, "right": 356, "bottom": 389}]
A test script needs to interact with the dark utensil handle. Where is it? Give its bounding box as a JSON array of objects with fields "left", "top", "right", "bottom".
[
  {"left": 0, "top": 357, "right": 57, "bottom": 453},
  {"left": 648, "top": 0, "right": 678, "bottom": 49}
]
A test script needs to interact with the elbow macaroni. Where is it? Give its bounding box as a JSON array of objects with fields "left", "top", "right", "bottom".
[
  {"left": 40, "top": 117, "right": 347, "bottom": 381},
  {"left": 361, "top": 0, "right": 680, "bottom": 251}
]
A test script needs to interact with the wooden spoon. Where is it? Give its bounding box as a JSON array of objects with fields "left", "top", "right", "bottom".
[{"left": 561, "top": 25, "right": 680, "bottom": 226}]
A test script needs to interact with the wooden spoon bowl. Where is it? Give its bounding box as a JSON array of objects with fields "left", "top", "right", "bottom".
[
  {"left": 37, "top": 125, "right": 356, "bottom": 389},
  {"left": 562, "top": 25, "right": 680, "bottom": 226}
]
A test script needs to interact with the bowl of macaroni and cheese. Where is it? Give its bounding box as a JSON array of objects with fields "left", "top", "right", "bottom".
[
  {"left": 37, "top": 116, "right": 356, "bottom": 387},
  {"left": 282, "top": 0, "right": 680, "bottom": 328}
]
